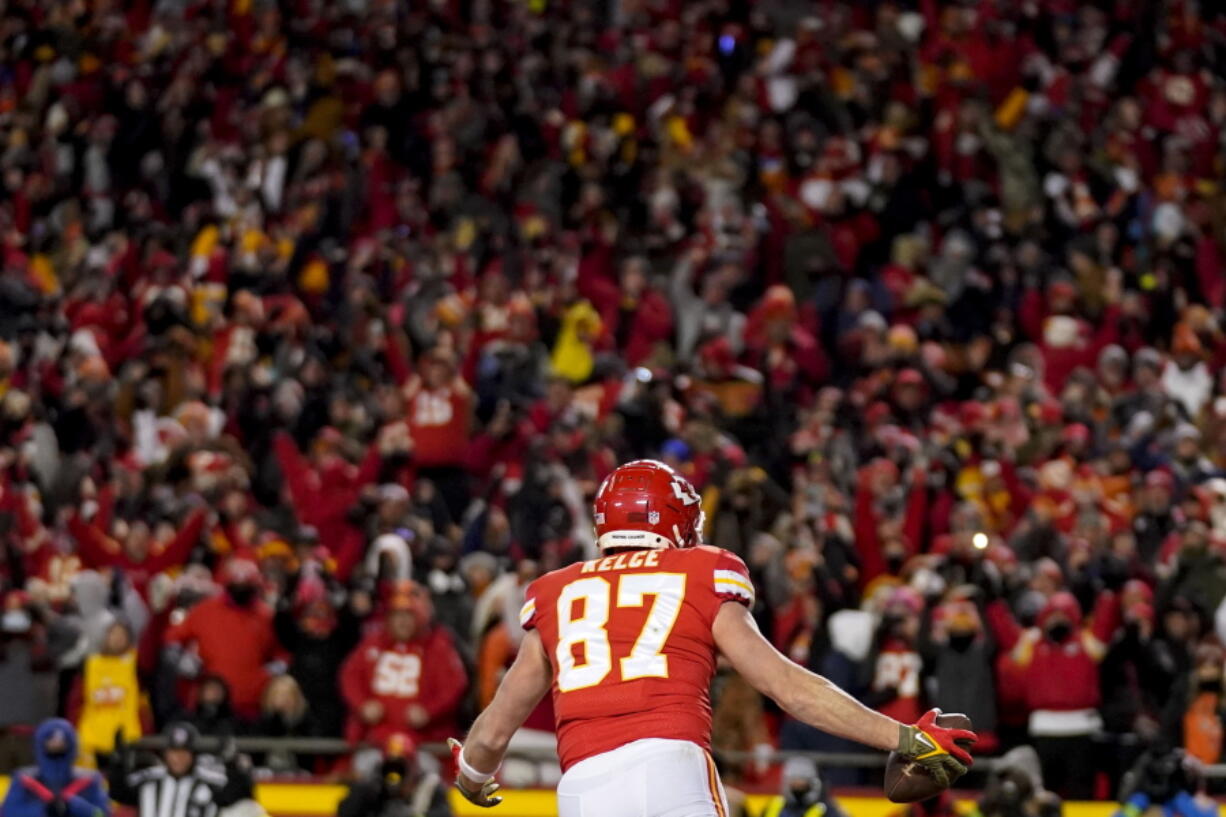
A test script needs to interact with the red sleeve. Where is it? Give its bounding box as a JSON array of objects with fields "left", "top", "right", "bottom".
[
  {"left": 928, "top": 487, "right": 954, "bottom": 540},
  {"left": 770, "top": 596, "right": 806, "bottom": 653},
  {"left": 577, "top": 266, "right": 618, "bottom": 336},
  {"left": 793, "top": 334, "right": 828, "bottom": 385},
  {"left": 68, "top": 514, "right": 122, "bottom": 570},
  {"left": 638, "top": 291, "right": 673, "bottom": 339},
  {"left": 1000, "top": 463, "right": 1031, "bottom": 523},
  {"left": 305, "top": 448, "right": 379, "bottom": 526},
  {"left": 710, "top": 549, "right": 755, "bottom": 615},
  {"left": 144, "top": 509, "right": 206, "bottom": 574},
  {"left": 339, "top": 639, "right": 374, "bottom": 710},
  {"left": 576, "top": 245, "right": 617, "bottom": 298},
  {"left": 274, "top": 432, "right": 319, "bottom": 519},
  {"left": 853, "top": 478, "right": 885, "bottom": 585},
  {"left": 221, "top": 520, "right": 251, "bottom": 557},
  {"left": 353, "top": 443, "right": 382, "bottom": 491},
  {"left": 985, "top": 599, "right": 1022, "bottom": 652},
  {"left": 208, "top": 329, "right": 230, "bottom": 400},
  {"left": 384, "top": 332, "right": 412, "bottom": 387},
  {"left": 1018, "top": 288, "right": 1046, "bottom": 342},
  {"left": 1090, "top": 304, "right": 1121, "bottom": 353},
  {"left": 465, "top": 432, "right": 499, "bottom": 475},
  {"left": 1090, "top": 590, "right": 1121, "bottom": 646},
  {"left": 902, "top": 467, "right": 927, "bottom": 555},
  {"left": 106, "top": 324, "right": 147, "bottom": 371},
  {"left": 418, "top": 630, "right": 469, "bottom": 721},
  {"left": 331, "top": 527, "right": 367, "bottom": 584},
  {"left": 1159, "top": 531, "right": 1182, "bottom": 565},
  {"left": 94, "top": 484, "right": 116, "bottom": 535},
  {"left": 13, "top": 485, "right": 43, "bottom": 541}
]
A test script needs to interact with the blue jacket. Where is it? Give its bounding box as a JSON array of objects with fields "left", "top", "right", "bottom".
[
  {"left": 1117, "top": 791, "right": 1218, "bottom": 817},
  {"left": 1, "top": 719, "right": 110, "bottom": 817}
]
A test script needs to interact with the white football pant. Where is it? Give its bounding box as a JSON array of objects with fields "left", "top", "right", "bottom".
[{"left": 556, "top": 738, "right": 730, "bottom": 817}]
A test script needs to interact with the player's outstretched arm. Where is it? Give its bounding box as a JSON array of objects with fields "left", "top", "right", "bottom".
[
  {"left": 713, "top": 603, "right": 901, "bottom": 750},
  {"left": 449, "top": 628, "right": 552, "bottom": 807},
  {"left": 712, "top": 602, "right": 975, "bottom": 781}
]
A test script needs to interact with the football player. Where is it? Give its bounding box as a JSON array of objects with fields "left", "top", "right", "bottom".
[{"left": 449, "top": 460, "right": 975, "bottom": 816}]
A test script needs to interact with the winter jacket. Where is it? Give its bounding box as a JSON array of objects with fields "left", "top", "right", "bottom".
[
  {"left": 988, "top": 591, "right": 1118, "bottom": 715},
  {"left": 1099, "top": 624, "right": 1178, "bottom": 734},
  {"left": 339, "top": 624, "right": 468, "bottom": 746},
  {"left": 165, "top": 595, "right": 281, "bottom": 719},
  {"left": 76, "top": 650, "right": 142, "bottom": 764},
  {"left": 1, "top": 719, "right": 110, "bottom": 817},
  {"left": 273, "top": 604, "right": 363, "bottom": 737},
  {"left": 273, "top": 433, "right": 379, "bottom": 580}
]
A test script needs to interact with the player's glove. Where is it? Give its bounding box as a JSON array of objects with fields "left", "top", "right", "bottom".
[
  {"left": 896, "top": 708, "right": 976, "bottom": 789},
  {"left": 448, "top": 738, "right": 502, "bottom": 808}
]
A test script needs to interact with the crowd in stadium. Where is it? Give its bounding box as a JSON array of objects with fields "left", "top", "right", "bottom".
[{"left": 1, "top": 0, "right": 1226, "bottom": 806}]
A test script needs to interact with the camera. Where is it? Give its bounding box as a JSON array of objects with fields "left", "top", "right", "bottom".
[
  {"left": 1139, "top": 748, "right": 1196, "bottom": 803},
  {"left": 1123, "top": 746, "right": 1201, "bottom": 805},
  {"left": 978, "top": 747, "right": 1061, "bottom": 817}
]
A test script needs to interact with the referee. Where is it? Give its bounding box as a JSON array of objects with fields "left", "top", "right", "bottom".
[{"left": 107, "top": 722, "right": 246, "bottom": 817}]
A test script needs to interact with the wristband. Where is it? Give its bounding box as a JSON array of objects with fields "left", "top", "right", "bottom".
[{"left": 457, "top": 749, "right": 498, "bottom": 784}]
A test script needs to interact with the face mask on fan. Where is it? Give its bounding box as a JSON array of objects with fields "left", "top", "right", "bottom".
[
  {"left": 227, "top": 583, "right": 258, "bottom": 606},
  {"left": 1045, "top": 622, "right": 1073, "bottom": 643}
]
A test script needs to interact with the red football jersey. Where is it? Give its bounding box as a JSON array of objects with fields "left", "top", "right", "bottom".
[
  {"left": 520, "top": 545, "right": 754, "bottom": 771},
  {"left": 406, "top": 384, "right": 472, "bottom": 468}
]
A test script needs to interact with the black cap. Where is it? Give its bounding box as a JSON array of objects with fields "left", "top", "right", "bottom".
[{"left": 163, "top": 722, "right": 199, "bottom": 751}]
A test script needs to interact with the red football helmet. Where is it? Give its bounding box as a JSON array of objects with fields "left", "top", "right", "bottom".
[{"left": 592, "top": 459, "right": 704, "bottom": 551}]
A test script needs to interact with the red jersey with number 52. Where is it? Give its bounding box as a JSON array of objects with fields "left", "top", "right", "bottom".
[{"left": 520, "top": 545, "right": 754, "bottom": 771}]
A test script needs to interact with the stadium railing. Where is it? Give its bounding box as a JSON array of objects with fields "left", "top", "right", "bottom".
[{"left": 123, "top": 736, "right": 1226, "bottom": 779}]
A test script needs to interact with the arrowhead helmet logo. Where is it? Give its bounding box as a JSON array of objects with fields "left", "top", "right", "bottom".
[{"left": 669, "top": 477, "right": 700, "bottom": 506}]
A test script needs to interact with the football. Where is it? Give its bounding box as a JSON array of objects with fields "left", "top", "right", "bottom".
[{"left": 883, "top": 712, "right": 975, "bottom": 803}]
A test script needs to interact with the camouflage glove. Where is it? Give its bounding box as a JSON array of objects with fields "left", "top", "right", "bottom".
[{"left": 896, "top": 709, "right": 976, "bottom": 789}]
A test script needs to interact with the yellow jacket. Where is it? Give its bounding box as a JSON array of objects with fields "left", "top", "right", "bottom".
[
  {"left": 550, "top": 301, "right": 603, "bottom": 384},
  {"left": 76, "top": 650, "right": 142, "bottom": 765}
]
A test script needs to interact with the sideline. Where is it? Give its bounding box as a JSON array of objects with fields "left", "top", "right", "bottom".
[{"left": 0, "top": 779, "right": 1132, "bottom": 817}]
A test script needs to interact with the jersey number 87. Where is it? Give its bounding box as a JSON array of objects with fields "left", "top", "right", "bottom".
[{"left": 554, "top": 572, "right": 686, "bottom": 692}]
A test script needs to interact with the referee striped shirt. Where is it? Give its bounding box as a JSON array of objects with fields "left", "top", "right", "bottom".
[{"left": 121, "top": 763, "right": 229, "bottom": 817}]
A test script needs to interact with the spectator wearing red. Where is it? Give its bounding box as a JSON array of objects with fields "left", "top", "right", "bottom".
[
  {"left": 863, "top": 587, "right": 925, "bottom": 725},
  {"left": 404, "top": 348, "right": 474, "bottom": 522},
  {"left": 340, "top": 581, "right": 468, "bottom": 748},
  {"left": 69, "top": 508, "right": 206, "bottom": 598},
  {"left": 273, "top": 430, "right": 381, "bottom": 580},
  {"left": 853, "top": 458, "right": 926, "bottom": 586},
  {"left": 743, "top": 285, "right": 828, "bottom": 402},
  {"left": 987, "top": 590, "right": 1119, "bottom": 798},
  {"left": 164, "top": 558, "right": 281, "bottom": 721},
  {"left": 579, "top": 255, "right": 674, "bottom": 367}
]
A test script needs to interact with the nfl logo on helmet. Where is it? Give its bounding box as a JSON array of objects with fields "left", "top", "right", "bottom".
[{"left": 648, "top": 511, "right": 660, "bottom": 524}]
